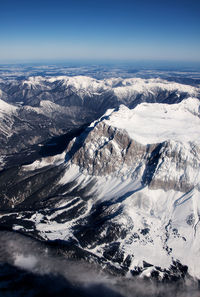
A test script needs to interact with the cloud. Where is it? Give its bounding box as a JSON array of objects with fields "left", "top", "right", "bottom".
[{"left": 0, "top": 230, "right": 199, "bottom": 297}]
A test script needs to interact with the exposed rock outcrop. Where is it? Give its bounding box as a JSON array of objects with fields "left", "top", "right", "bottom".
[{"left": 65, "top": 121, "right": 200, "bottom": 193}]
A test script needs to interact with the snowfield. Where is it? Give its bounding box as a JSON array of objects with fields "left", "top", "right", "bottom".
[{"left": 102, "top": 97, "right": 200, "bottom": 145}]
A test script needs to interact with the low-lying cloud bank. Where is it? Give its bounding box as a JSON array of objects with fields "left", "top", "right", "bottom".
[{"left": 0, "top": 231, "right": 199, "bottom": 297}]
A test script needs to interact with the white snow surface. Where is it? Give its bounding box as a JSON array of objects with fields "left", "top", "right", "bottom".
[
  {"left": 0, "top": 99, "right": 18, "bottom": 137},
  {"left": 20, "top": 161, "right": 200, "bottom": 279},
  {"left": 19, "top": 76, "right": 199, "bottom": 99},
  {"left": 100, "top": 97, "right": 200, "bottom": 145},
  {"left": 24, "top": 100, "right": 68, "bottom": 115},
  {"left": 111, "top": 77, "right": 198, "bottom": 99},
  {"left": 0, "top": 98, "right": 17, "bottom": 116}
]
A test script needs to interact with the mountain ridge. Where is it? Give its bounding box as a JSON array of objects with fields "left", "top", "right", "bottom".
[{"left": 0, "top": 76, "right": 199, "bottom": 169}]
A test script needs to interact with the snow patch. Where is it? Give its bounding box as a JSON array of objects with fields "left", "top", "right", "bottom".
[{"left": 103, "top": 98, "right": 200, "bottom": 145}]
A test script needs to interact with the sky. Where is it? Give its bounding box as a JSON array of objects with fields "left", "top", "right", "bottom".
[{"left": 0, "top": 0, "right": 200, "bottom": 63}]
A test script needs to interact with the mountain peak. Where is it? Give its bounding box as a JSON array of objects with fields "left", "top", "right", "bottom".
[{"left": 100, "top": 98, "right": 200, "bottom": 145}]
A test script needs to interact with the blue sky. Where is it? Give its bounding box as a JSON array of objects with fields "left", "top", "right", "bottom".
[{"left": 0, "top": 0, "right": 200, "bottom": 63}]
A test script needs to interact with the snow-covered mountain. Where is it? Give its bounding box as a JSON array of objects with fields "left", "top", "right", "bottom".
[
  {"left": 0, "top": 76, "right": 199, "bottom": 166},
  {"left": 1, "top": 96, "right": 200, "bottom": 281},
  {"left": 1, "top": 76, "right": 199, "bottom": 107}
]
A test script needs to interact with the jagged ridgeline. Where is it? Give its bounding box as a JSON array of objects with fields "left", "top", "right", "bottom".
[
  {"left": 0, "top": 76, "right": 200, "bottom": 284},
  {"left": 0, "top": 76, "right": 199, "bottom": 160}
]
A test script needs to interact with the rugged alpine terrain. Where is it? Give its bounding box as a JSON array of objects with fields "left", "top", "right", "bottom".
[
  {"left": 0, "top": 76, "right": 199, "bottom": 169},
  {"left": 0, "top": 73, "right": 200, "bottom": 286}
]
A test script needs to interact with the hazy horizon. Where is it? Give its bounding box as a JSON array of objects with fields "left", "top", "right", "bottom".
[{"left": 1, "top": 0, "right": 200, "bottom": 63}]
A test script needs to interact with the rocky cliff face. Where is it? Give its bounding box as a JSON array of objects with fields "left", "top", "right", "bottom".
[
  {"left": 65, "top": 121, "right": 151, "bottom": 177},
  {"left": 147, "top": 140, "right": 200, "bottom": 192},
  {"left": 65, "top": 109, "right": 200, "bottom": 193}
]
